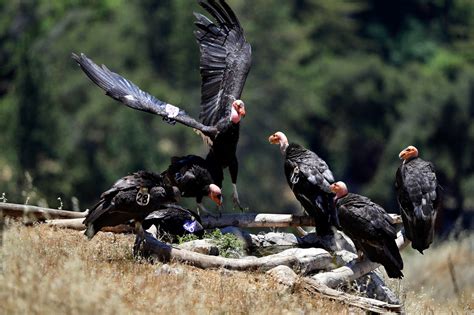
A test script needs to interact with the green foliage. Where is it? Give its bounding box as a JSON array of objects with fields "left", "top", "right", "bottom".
[
  {"left": 177, "top": 233, "right": 199, "bottom": 245},
  {"left": 204, "top": 229, "right": 245, "bottom": 258}
]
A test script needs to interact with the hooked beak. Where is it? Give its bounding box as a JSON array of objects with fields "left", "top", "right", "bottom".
[
  {"left": 239, "top": 107, "right": 246, "bottom": 118},
  {"left": 398, "top": 150, "right": 406, "bottom": 160},
  {"left": 268, "top": 134, "right": 278, "bottom": 144},
  {"left": 210, "top": 193, "right": 223, "bottom": 206},
  {"left": 329, "top": 184, "right": 337, "bottom": 193}
]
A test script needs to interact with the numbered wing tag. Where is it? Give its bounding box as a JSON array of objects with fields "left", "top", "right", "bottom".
[
  {"left": 165, "top": 104, "right": 179, "bottom": 118},
  {"left": 290, "top": 166, "right": 300, "bottom": 184},
  {"left": 183, "top": 220, "right": 198, "bottom": 233},
  {"left": 136, "top": 187, "right": 150, "bottom": 206}
]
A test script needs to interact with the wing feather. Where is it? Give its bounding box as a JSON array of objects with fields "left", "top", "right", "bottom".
[
  {"left": 72, "top": 53, "right": 217, "bottom": 136},
  {"left": 194, "top": 0, "right": 252, "bottom": 126}
]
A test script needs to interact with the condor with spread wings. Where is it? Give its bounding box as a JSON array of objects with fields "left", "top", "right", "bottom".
[{"left": 72, "top": 0, "right": 251, "bottom": 209}]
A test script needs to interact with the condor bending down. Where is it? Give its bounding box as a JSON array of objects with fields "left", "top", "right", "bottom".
[
  {"left": 83, "top": 171, "right": 180, "bottom": 253},
  {"left": 143, "top": 204, "right": 204, "bottom": 243},
  {"left": 331, "top": 181, "right": 404, "bottom": 279},
  {"left": 269, "top": 131, "right": 339, "bottom": 236},
  {"left": 162, "top": 155, "right": 222, "bottom": 214},
  {"left": 396, "top": 145, "right": 441, "bottom": 254}
]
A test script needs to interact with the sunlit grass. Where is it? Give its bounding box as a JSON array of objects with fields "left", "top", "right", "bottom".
[
  {"left": 1, "top": 222, "right": 472, "bottom": 314},
  {"left": 0, "top": 223, "right": 352, "bottom": 314}
]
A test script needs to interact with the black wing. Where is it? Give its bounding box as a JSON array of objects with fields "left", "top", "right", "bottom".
[
  {"left": 298, "top": 152, "right": 335, "bottom": 194},
  {"left": 72, "top": 53, "right": 218, "bottom": 137},
  {"left": 194, "top": 0, "right": 252, "bottom": 126},
  {"left": 100, "top": 171, "right": 163, "bottom": 200}
]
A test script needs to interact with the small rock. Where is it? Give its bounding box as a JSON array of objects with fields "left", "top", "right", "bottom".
[
  {"left": 264, "top": 232, "right": 299, "bottom": 246},
  {"left": 267, "top": 265, "right": 298, "bottom": 291},
  {"left": 154, "top": 264, "right": 184, "bottom": 276},
  {"left": 178, "top": 239, "right": 219, "bottom": 256},
  {"left": 333, "top": 250, "right": 358, "bottom": 266}
]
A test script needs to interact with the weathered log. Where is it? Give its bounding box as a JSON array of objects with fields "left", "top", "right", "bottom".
[
  {"left": 45, "top": 218, "right": 133, "bottom": 234},
  {"left": 311, "top": 231, "right": 410, "bottom": 288},
  {"left": 140, "top": 231, "right": 333, "bottom": 274},
  {"left": 301, "top": 277, "right": 402, "bottom": 313},
  {"left": 2, "top": 202, "right": 401, "bottom": 229},
  {"left": 0, "top": 202, "right": 87, "bottom": 220}
]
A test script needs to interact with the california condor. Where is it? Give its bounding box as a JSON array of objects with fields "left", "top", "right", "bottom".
[
  {"left": 83, "top": 170, "right": 180, "bottom": 254},
  {"left": 162, "top": 155, "right": 222, "bottom": 214},
  {"left": 331, "top": 181, "right": 404, "bottom": 279},
  {"left": 269, "top": 131, "right": 338, "bottom": 236},
  {"left": 143, "top": 204, "right": 204, "bottom": 243},
  {"left": 395, "top": 145, "right": 441, "bottom": 254}
]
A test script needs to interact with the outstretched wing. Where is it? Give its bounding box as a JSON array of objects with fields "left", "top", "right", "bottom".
[
  {"left": 194, "top": 0, "right": 252, "bottom": 126},
  {"left": 72, "top": 53, "right": 218, "bottom": 136}
]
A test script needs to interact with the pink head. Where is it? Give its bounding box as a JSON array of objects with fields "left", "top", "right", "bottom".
[
  {"left": 330, "top": 181, "right": 348, "bottom": 199},
  {"left": 230, "top": 100, "right": 246, "bottom": 124},
  {"left": 268, "top": 131, "right": 289, "bottom": 154},
  {"left": 398, "top": 145, "right": 419, "bottom": 162},
  {"left": 208, "top": 184, "right": 222, "bottom": 206}
]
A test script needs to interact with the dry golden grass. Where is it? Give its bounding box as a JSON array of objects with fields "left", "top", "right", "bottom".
[
  {"left": 0, "top": 223, "right": 353, "bottom": 315},
  {"left": 2, "top": 223, "right": 472, "bottom": 314},
  {"left": 393, "top": 233, "right": 474, "bottom": 314}
]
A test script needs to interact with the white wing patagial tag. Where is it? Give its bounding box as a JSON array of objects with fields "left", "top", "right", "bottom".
[
  {"left": 136, "top": 187, "right": 150, "bottom": 206},
  {"left": 165, "top": 104, "right": 179, "bottom": 118}
]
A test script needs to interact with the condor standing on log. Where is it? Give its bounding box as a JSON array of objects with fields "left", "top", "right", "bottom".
[
  {"left": 83, "top": 171, "right": 180, "bottom": 254},
  {"left": 330, "top": 181, "right": 404, "bottom": 279},
  {"left": 162, "top": 155, "right": 222, "bottom": 214},
  {"left": 269, "top": 131, "right": 339, "bottom": 236},
  {"left": 396, "top": 145, "right": 441, "bottom": 254},
  {"left": 72, "top": 0, "right": 251, "bottom": 209}
]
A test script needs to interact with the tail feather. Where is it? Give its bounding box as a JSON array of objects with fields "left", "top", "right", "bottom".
[
  {"left": 410, "top": 204, "right": 436, "bottom": 253},
  {"left": 381, "top": 240, "right": 404, "bottom": 278}
]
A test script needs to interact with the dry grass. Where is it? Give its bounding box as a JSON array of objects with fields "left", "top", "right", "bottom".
[
  {"left": 1, "top": 223, "right": 472, "bottom": 314},
  {"left": 0, "top": 223, "right": 352, "bottom": 315},
  {"left": 392, "top": 233, "right": 474, "bottom": 314}
]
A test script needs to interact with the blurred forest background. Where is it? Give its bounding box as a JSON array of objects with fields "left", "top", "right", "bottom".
[{"left": 1, "top": 0, "right": 473, "bottom": 237}]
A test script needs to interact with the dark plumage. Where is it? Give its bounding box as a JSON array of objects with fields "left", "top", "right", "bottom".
[
  {"left": 395, "top": 145, "right": 441, "bottom": 254},
  {"left": 162, "top": 155, "right": 222, "bottom": 211},
  {"left": 269, "top": 132, "right": 338, "bottom": 236},
  {"left": 331, "top": 182, "right": 404, "bottom": 279},
  {"left": 83, "top": 171, "right": 179, "bottom": 242},
  {"left": 72, "top": 0, "right": 251, "bottom": 209},
  {"left": 143, "top": 204, "right": 204, "bottom": 242}
]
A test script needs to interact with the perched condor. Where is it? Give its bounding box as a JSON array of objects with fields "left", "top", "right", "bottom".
[
  {"left": 330, "top": 181, "right": 404, "bottom": 279},
  {"left": 395, "top": 145, "right": 441, "bottom": 254},
  {"left": 162, "top": 155, "right": 222, "bottom": 214},
  {"left": 72, "top": 0, "right": 251, "bottom": 209},
  {"left": 83, "top": 171, "right": 180, "bottom": 253},
  {"left": 143, "top": 204, "right": 204, "bottom": 243},
  {"left": 269, "top": 131, "right": 339, "bottom": 236}
]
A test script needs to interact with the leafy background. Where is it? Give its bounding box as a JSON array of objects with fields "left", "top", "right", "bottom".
[{"left": 1, "top": 0, "right": 473, "bottom": 236}]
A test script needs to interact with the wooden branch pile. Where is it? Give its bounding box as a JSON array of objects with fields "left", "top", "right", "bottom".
[{"left": 1, "top": 202, "right": 406, "bottom": 313}]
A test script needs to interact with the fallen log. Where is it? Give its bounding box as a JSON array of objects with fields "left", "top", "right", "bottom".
[
  {"left": 301, "top": 277, "right": 402, "bottom": 313},
  {"left": 311, "top": 231, "right": 411, "bottom": 288},
  {"left": 45, "top": 218, "right": 133, "bottom": 234},
  {"left": 0, "top": 202, "right": 87, "bottom": 220},
  {"left": 44, "top": 213, "right": 401, "bottom": 231},
  {"left": 141, "top": 231, "right": 333, "bottom": 274}
]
